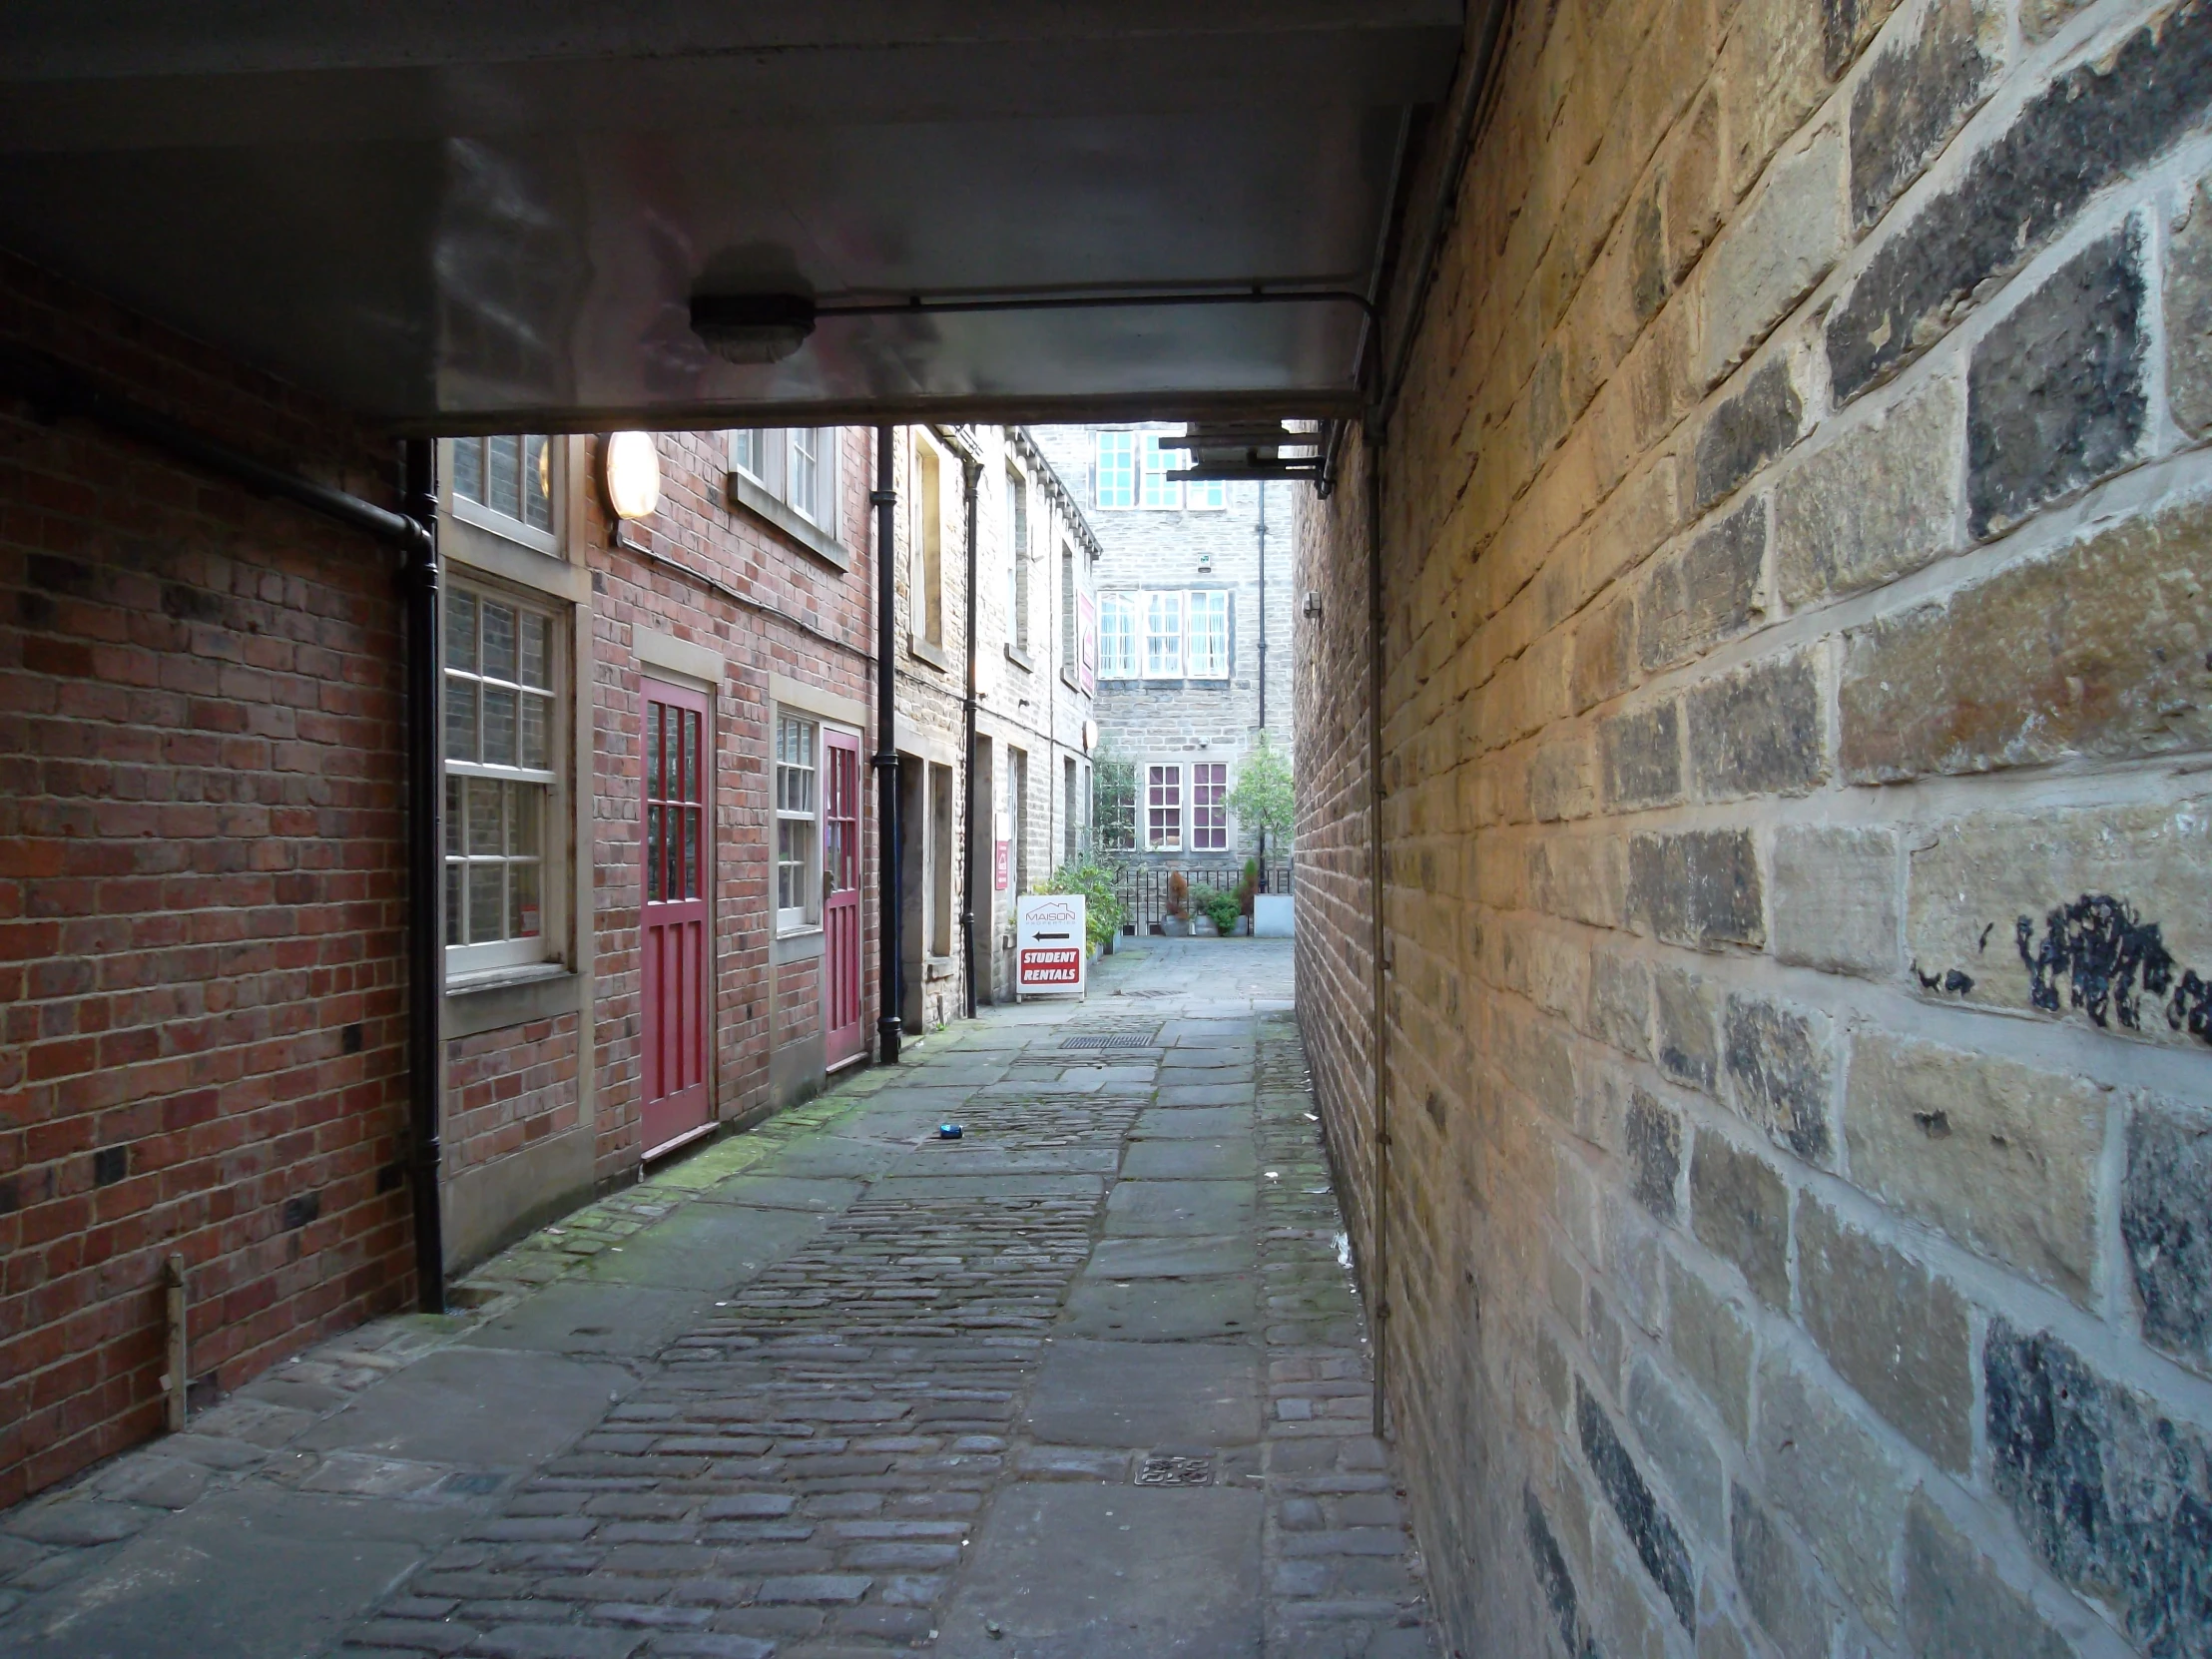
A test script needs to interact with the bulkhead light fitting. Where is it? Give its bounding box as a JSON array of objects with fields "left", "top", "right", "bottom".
[
  {"left": 691, "top": 293, "right": 818, "bottom": 364},
  {"left": 603, "top": 431, "right": 661, "bottom": 520}
]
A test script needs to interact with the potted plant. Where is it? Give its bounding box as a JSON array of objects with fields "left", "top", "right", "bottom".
[
  {"left": 1161, "top": 870, "right": 1190, "bottom": 936},
  {"left": 1203, "top": 888, "right": 1244, "bottom": 937}
]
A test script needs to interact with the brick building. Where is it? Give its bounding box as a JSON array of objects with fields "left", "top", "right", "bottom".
[
  {"left": 0, "top": 245, "right": 891, "bottom": 1502},
  {"left": 1031, "top": 424, "right": 1295, "bottom": 870},
  {"left": 1294, "top": 0, "right": 2212, "bottom": 1654}
]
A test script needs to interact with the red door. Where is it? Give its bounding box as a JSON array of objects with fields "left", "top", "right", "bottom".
[
  {"left": 823, "top": 729, "right": 864, "bottom": 1068},
  {"left": 641, "top": 682, "right": 711, "bottom": 1153}
]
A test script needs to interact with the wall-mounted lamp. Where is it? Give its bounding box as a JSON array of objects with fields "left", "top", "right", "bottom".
[
  {"left": 603, "top": 431, "right": 661, "bottom": 521},
  {"left": 1082, "top": 720, "right": 1098, "bottom": 754},
  {"left": 1302, "top": 589, "right": 1322, "bottom": 620}
]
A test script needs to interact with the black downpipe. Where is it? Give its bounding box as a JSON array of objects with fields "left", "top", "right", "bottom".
[
  {"left": 1255, "top": 481, "right": 1269, "bottom": 892},
  {"left": 960, "top": 454, "right": 981, "bottom": 1021},
  {"left": 871, "top": 427, "right": 902, "bottom": 1064},
  {"left": 400, "top": 440, "right": 446, "bottom": 1313}
]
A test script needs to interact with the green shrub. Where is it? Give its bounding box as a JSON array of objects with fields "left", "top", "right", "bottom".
[
  {"left": 1036, "top": 859, "right": 1124, "bottom": 951},
  {"left": 1202, "top": 888, "right": 1243, "bottom": 934}
]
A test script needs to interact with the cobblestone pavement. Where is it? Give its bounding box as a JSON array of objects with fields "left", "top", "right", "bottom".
[{"left": 0, "top": 935, "right": 1436, "bottom": 1659}]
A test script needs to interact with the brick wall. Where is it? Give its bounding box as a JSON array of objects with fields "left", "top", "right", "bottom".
[
  {"left": 585, "top": 427, "right": 875, "bottom": 1175},
  {"left": 1297, "top": 0, "right": 2212, "bottom": 1653},
  {"left": 444, "top": 1016, "right": 579, "bottom": 1178},
  {"left": 0, "top": 253, "right": 415, "bottom": 1504}
]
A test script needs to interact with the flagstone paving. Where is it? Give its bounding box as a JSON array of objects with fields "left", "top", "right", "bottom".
[{"left": 0, "top": 935, "right": 1435, "bottom": 1659}]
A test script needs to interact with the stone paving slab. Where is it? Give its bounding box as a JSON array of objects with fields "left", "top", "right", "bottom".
[{"left": 0, "top": 936, "right": 1435, "bottom": 1658}]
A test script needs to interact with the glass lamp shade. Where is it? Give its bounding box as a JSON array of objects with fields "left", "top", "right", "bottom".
[{"left": 603, "top": 431, "right": 662, "bottom": 520}]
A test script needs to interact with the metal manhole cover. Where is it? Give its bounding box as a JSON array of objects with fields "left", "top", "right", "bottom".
[
  {"left": 1134, "top": 1452, "right": 1214, "bottom": 1486},
  {"left": 1060, "top": 1033, "right": 1157, "bottom": 1050}
]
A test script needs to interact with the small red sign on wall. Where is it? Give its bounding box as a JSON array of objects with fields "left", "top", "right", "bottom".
[{"left": 994, "top": 839, "right": 1010, "bottom": 891}]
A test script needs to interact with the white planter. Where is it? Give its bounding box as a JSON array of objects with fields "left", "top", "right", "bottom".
[
  {"left": 1254, "top": 894, "right": 1295, "bottom": 937},
  {"left": 1191, "top": 916, "right": 1219, "bottom": 937}
]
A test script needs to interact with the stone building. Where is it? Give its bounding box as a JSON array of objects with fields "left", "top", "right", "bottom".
[
  {"left": 1031, "top": 424, "right": 1295, "bottom": 870},
  {"left": 887, "top": 426, "right": 1100, "bottom": 1026},
  {"left": 1293, "top": 1, "right": 2212, "bottom": 1655}
]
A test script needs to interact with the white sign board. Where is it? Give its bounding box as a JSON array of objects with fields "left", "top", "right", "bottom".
[{"left": 1015, "top": 893, "right": 1086, "bottom": 998}]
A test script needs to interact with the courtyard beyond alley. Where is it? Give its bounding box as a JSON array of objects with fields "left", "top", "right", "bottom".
[{"left": 0, "top": 936, "right": 1435, "bottom": 1659}]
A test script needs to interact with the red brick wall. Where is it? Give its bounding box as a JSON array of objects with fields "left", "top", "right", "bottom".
[
  {"left": 585, "top": 428, "right": 875, "bottom": 1182},
  {"left": 776, "top": 957, "right": 822, "bottom": 1049},
  {"left": 443, "top": 1015, "right": 581, "bottom": 1178},
  {"left": 0, "top": 253, "right": 415, "bottom": 1504}
]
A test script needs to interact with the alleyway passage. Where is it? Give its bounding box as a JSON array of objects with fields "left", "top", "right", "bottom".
[{"left": 1, "top": 936, "right": 1435, "bottom": 1659}]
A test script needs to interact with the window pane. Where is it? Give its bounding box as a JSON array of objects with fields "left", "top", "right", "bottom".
[
  {"left": 1139, "top": 433, "right": 1182, "bottom": 509},
  {"left": 454, "top": 437, "right": 484, "bottom": 507},
  {"left": 522, "top": 435, "right": 552, "bottom": 531},
  {"left": 520, "top": 611, "right": 551, "bottom": 690},
  {"left": 683, "top": 806, "right": 699, "bottom": 898},
  {"left": 647, "top": 804, "right": 663, "bottom": 902},
  {"left": 733, "top": 429, "right": 762, "bottom": 477},
  {"left": 789, "top": 428, "right": 818, "bottom": 519},
  {"left": 468, "top": 862, "right": 504, "bottom": 944},
  {"left": 482, "top": 601, "right": 516, "bottom": 683},
  {"left": 509, "top": 782, "right": 540, "bottom": 857},
  {"left": 684, "top": 710, "right": 701, "bottom": 801},
  {"left": 520, "top": 691, "right": 550, "bottom": 771},
  {"left": 445, "top": 590, "right": 477, "bottom": 672},
  {"left": 445, "top": 861, "right": 463, "bottom": 945},
  {"left": 466, "top": 777, "right": 502, "bottom": 856},
  {"left": 488, "top": 435, "right": 520, "bottom": 519},
  {"left": 482, "top": 686, "right": 517, "bottom": 766},
  {"left": 510, "top": 859, "right": 541, "bottom": 937},
  {"left": 445, "top": 776, "right": 463, "bottom": 855},
  {"left": 443, "top": 677, "right": 475, "bottom": 762}
]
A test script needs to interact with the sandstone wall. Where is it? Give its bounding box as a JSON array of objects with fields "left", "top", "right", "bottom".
[{"left": 1296, "top": 0, "right": 2212, "bottom": 1651}]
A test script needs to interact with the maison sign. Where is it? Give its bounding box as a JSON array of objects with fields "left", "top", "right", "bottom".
[{"left": 1015, "top": 893, "right": 1086, "bottom": 998}]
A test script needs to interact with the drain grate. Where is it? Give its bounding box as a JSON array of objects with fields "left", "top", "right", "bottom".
[
  {"left": 1060, "top": 1033, "right": 1157, "bottom": 1050},
  {"left": 1134, "top": 1452, "right": 1214, "bottom": 1486}
]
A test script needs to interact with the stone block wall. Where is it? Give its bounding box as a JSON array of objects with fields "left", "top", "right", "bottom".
[{"left": 1295, "top": 0, "right": 2212, "bottom": 1653}]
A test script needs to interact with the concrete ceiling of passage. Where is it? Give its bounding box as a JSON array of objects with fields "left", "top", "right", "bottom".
[{"left": 0, "top": 3, "right": 1462, "bottom": 431}]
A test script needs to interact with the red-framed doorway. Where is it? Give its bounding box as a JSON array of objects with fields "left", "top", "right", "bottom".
[
  {"left": 823, "top": 727, "right": 864, "bottom": 1068},
  {"left": 641, "top": 679, "right": 712, "bottom": 1154}
]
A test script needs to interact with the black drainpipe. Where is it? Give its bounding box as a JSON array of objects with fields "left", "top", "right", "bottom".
[
  {"left": 1256, "top": 480, "right": 1268, "bottom": 891},
  {"left": 871, "top": 426, "right": 903, "bottom": 1064},
  {"left": 399, "top": 439, "right": 445, "bottom": 1313},
  {"left": 960, "top": 450, "right": 981, "bottom": 1021},
  {"left": 0, "top": 348, "right": 449, "bottom": 1309}
]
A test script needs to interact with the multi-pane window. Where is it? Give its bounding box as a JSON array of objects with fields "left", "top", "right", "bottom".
[
  {"left": 1060, "top": 542, "right": 1077, "bottom": 669},
  {"left": 444, "top": 586, "right": 558, "bottom": 966},
  {"left": 1099, "top": 593, "right": 1137, "bottom": 679},
  {"left": 1143, "top": 591, "right": 1185, "bottom": 678},
  {"left": 788, "top": 428, "right": 823, "bottom": 523},
  {"left": 645, "top": 699, "right": 704, "bottom": 907},
  {"left": 1007, "top": 468, "right": 1031, "bottom": 653},
  {"left": 1103, "top": 589, "right": 1230, "bottom": 679},
  {"left": 728, "top": 428, "right": 839, "bottom": 533},
  {"left": 1188, "top": 590, "right": 1230, "bottom": 678},
  {"left": 1192, "top": 763, "right": 1229, "bottom": 851},
  {"left": 1146, "top": 765, "right": 1182, "bottom": 850},
  {"left": 453, "top": 435, "right": 554, "bottom": 533},
  {"left": 1095, "top": 430, "right": 1136, "bottom": 509},
  {"left": 775, "top": 714, "right": 819, "bottom": 929},
  {"left": 1139, "top": 432, "right": 1183, "bottom": 509},
  {"left": 1185, "top": 476, "right": 1227, "bottom": 510}
]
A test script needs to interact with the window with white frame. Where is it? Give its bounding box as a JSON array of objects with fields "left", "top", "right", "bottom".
[
  {"left": 1185, "top": 475, "right": 1227, "bottom": 510},
  {"left": 1143, "top": 591, "right": 1184, "bottom": 677},
  {"left": 1146, "top": 765, "right": 1182, "bottom": 850},
  {"left": 1006, "top": 467, "right": 1031, "bottom": 654},
  {"left": 452, "top": 436, "right": 556, "bottom": 549},
  {"left": 1192, "top": 762, "right": 1229, "bottom": 851},
  {"left": 775, "top": 713, "right": 820, "bottom": 930},
  {"left": 1095, "top": 429, "right": 1136, "bottom": 509},
  {"left": 445, "top": 585, "right": 561, "bottom": 970},
  {"left": 1188, "top": 590, "right": 1230, "bottom": 678},
  {"left": 1139, "top": 432, "right": 1183, "bottom": 509},
  {"left": 1099, "top": 593, "right": 1137, "bottom": 679},
  {"left": 729, "top": 428, "right": 840, "bottom": 532}
]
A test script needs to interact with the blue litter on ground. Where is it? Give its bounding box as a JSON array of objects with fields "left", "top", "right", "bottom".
[{"left": 937, "top": 1123, "right": 964, "bottom": 1139}]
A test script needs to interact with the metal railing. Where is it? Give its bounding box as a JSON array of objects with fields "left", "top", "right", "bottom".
[{"left": 1111, "top": 861, "right": 1293, "bottom": 931}]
